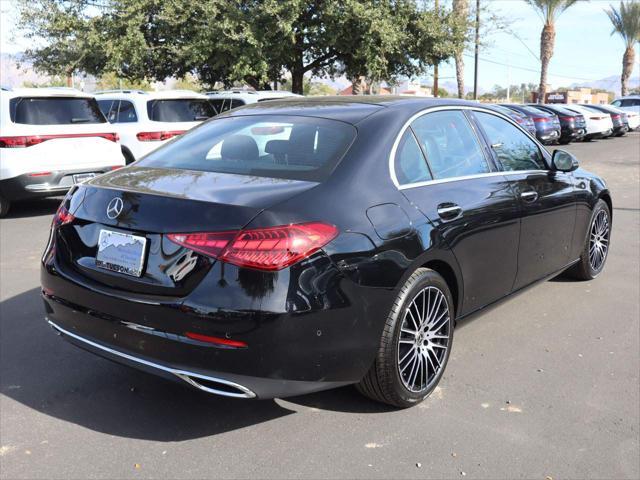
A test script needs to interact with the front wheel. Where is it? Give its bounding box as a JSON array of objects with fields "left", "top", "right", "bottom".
[
  {"left": 356, "top": 268, "right": 454, "bottom": 408},
  {"left": 567, "top": 199, "right": 611, "bottom": 280}
]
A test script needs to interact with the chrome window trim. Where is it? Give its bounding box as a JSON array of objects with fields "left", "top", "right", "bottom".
[{"left": 389, "top": 104, "right": 549, "bottom": 190}]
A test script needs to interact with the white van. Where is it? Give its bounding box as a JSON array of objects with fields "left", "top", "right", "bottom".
[
  {"left": 0, "top": 88, "right": 125, "bottom": 216},
  {"left": 95, "top": 90, "right": 215, "bottom": 163}
]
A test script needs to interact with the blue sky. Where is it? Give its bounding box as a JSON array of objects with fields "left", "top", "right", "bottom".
[{"left": 1, "top": 0, "right": 638, "bottom": 91}]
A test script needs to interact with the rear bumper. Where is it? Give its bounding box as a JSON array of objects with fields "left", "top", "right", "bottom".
[
  {"left": 41, "top": 243, "right": 391, "bottom": 399},
  {"left": 537, "top": 129, "right": 560, "bottom": 143},
  {"left": 0, "top": 168, "right": 118, "bottom": 201}
]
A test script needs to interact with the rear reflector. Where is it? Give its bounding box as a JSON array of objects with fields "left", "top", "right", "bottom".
[
  {"left": 0, "top": 133, "right": 118, "bottom": 148},
  {"left": 167, "top": 222, "right": 339, "bottom": 271},
  {"left": 185, "top": 331, "right": 247, "bottom": 348},
  {"left": 136, "top": 131, "right": 186, "bottom": 142}
]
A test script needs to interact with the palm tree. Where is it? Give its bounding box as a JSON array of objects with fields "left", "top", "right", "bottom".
[
  {"left": 452, "top": 0, "right": 469, "bottom": 98},
  {"left": 526, "top": 0, "right": 580, "bottom": 103},
  {"left": 606, "top": 1, "right": 640, "bottom": 97}
]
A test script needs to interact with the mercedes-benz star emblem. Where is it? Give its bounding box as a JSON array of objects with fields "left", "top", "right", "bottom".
[{"left": 106, "top": 197, "right": 124, "bottom": 219}]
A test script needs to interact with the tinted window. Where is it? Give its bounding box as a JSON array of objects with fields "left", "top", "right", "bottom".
[
  {"left": 519, "top": 106, "right": 549, "bottom": 116},
  {"left": 621, "top": 99, "right": 640, "bottom": 107},
  {"left": 117, "top": 101, "right": 138, "bottom": 123},
  {"left": 10, "top": 97, "right": 106, "bottom": 125},
  {"left": 411, "top": 110, "right": 490, "bottom": 179},
  {"left": 146, "top": 99, "right": 215, "bottom": 122},
  {"left": 138, "top": 115, "right": 356, "bottom": 182},
  {"left": 230, "top": 99, "right": 245, "bottom": 109},
  {"left": 97, "top": 99, "right": 117, "bottom": 122},
  {"left": 474, "top": 112, "right": 546, "bottom": 171},
  {"left": 394, "top": 130, "right": 432, "bottom": 185}
]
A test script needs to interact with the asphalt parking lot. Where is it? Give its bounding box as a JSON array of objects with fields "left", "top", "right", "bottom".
[{"left": 1, "top": 133, "right": 639, "bottom": 480}]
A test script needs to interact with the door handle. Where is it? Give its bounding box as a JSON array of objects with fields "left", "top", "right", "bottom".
[
  {"left": 437, "top": 204, "right": 462, "bottom": 220},
  {"left": 520, "top": 190, "right": 538, "bottom": 202}
]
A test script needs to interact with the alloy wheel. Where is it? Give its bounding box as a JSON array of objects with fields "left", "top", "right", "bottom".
[
  {"left": 397, "top": 286, "right": 451, "bottom": 393},
  {"left": 589, "top": 209, "right": 610, "bottom": 271}
]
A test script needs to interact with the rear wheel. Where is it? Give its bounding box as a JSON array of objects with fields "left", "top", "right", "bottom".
[
  {"left": 567, "top": 199, "right": 611, "bottom": 280},
  {"left": 356, "top": 268, "right": 454, "bottom": 408},
  {"left": 0, "top": 196, "right": 10, "bottom": 218}
]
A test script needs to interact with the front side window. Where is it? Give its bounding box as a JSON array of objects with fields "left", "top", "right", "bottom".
[
  {"left": 411, "top": 110, "right": 490, "bottom": 180},
  {"left": 393, "top": 130, "right": 432, "bottom": 185},
  {"left": 10, "top": 97, "right": 106, "bottom": 125},
  {"left": 474, "top": 111, "right": 546, "bottom": 172},
  {"left": 137, "top": 115, "right": 356, "bottom": 182},
  {"left": 146, "top": 99, "right": 215, "bottom": 122}
]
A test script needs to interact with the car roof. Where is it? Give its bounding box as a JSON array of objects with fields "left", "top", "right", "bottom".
[
  {"left": 94, "top": 89, "right": 208, "bottom": 100},
  {"left": 0, "top": 87, "right": 94, "bottom": 99},
  {"left": 220, "top": 96, "right": 483, "bottom": 124}
]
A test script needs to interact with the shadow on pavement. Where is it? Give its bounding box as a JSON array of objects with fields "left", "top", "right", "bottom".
[
  {"left": 2, "top": 198, "right": 62, "bottom": 219},
  {"left": 0, "top": 288, "right": 390, "bottom": 442}
]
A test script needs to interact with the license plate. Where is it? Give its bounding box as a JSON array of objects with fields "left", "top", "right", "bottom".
[
  {"left": 73, "top": 173, "right": 97, "bottom": 184},
  {"left": 96, "top": 230, "right": 147, "bottom": 277}
]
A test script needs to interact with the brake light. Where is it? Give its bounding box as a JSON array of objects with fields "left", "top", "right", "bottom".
[
  {"left": 559, "top": 116, "right": 574, "bottom": 121},
  {"left": 0, "top": 133, "right": 118, "bottom": 148},
  {"left": 185, "top": 331, "right": 247, "bottom": 348},
  {"left": 612, "top": 114, "right": 621, "bottom": 120},
  {"left": 167, "top": 222, "right": 339, "bottom": 271},
  {"left": 136, "top": 130, "right": 186, "bottom": 142},
  {"left": 533, "top": 117, "right": 548, "bottom": 123},
  {"left": 52, "top": 204, "right": 74, "bottom": 228}
]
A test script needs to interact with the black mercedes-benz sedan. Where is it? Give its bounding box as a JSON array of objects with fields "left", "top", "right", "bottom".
[{"left": 41, "top": 97, "right": 612, "bottom": 407}]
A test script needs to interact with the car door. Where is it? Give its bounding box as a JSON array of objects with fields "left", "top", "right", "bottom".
[
  {"left": 395, "top": 109, "right": 521, "bottom": 316},
  {"left": 471, "top": 110, "right": 576, "bottom": 290}
]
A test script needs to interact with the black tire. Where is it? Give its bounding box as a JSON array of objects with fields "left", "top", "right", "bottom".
[
  {"left": 559, "top": 139, "right": 571, "bottom": 145},
  {"left": 0, "top": 196, "right": 10, "bottom": 218},
  {"left": 567, "top": 199, "right": 611, "bottom": 280},
  {"left": 356, "top": 268, "right": 454, "bottom": 408},
  {"left": 122, "top": 147, "right": 136, "bottom": 165}
]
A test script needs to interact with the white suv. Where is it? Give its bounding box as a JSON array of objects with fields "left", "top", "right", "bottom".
[
  {"left": 0, "top": 87, "right": 125, "bottom": 217},
  {"left": 95, "top": 90, "right": 215, "bottom": 163},
  {"left": 611, "top": 95, "right": 640, "bottom": 130},
  {"left": 205, "top": 90, "right": 301, "bottom": 114}
]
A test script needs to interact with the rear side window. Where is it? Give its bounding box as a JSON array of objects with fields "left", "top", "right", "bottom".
[
  {"left": 147, "top": 99, "right": 215, "bottom": 122},
  {"left": 117, "top": 101, "right": 138, "bottom": 123},
  {"left": 209, "top": 98, "right": 245, "bottom": 115},
  {"left": 411, "top": 110, "right": 490, "bottom": 180},
  {"left": 10, "top": 97, "right": 106, "bottom": 125},
  {"left": 621, "top": 99, "right": 640, "bottom": 107},
  {"left": 474, "top": 111, "right": 546, "bottom": 172},
  {"left": 394, "top": 130, "right": 432, "bottom": 185},
  {"left": 97, "top": 99, "right": 117, "bottom": 122},
  {"left": 138, "top": 115, "right": 356, "bottom": 182}
]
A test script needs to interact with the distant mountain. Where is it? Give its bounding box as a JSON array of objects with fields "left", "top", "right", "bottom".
[{"left": 570, "top": 75, "right": 640, "bottom": 96}]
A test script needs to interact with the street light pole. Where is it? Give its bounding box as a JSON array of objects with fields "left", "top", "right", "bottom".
[{"left": 473, "top": 0, "right": 480, "bottom": 100}]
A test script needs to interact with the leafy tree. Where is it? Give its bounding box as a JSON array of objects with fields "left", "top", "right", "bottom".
[
  {"left": 605, "top": 1, "right": 640, "bottom": 97},
  {"left": 16, "top": 0, "right": 108, "bottom": 86},
  {"left": 525, "top": 0, "right": 581, "bottom": 104},
  {"left": 94, "top": 72, "right": 151, "bottom": 91},
  {"left": 17, "top": 0, "right": 465, "bottom": 95}
]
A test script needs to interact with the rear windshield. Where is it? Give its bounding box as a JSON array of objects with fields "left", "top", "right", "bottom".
[
  {"left": 547, "top": 105, "right": 579, "bottom": 116},
  {"left": 9, "top": 97, "right": 106, "bottom": 125},
  {"left": 137, "top": 115, "right": 356, "bottom": 182},
  {"left": 146, "top": 99, "right": 215, "bottom": 122},
  {"left": 520, "top": 106, "right": 550, "bottom": 116}
]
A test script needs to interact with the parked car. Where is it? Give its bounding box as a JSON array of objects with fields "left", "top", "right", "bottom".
[
  {"left": 483, "top": 104, "right": 537, "bottom": 136},
  {"left": 562, "top": 104, "right": 614, "bottom": 140},
  {"left": 581, "top": 104, "right": 628, "bottom": 137},
  {"left": 0, "top": 87, "right": 125, "bottom": 217},
  {"left": 501, "top": 104, "right": 561, "bottom": 144},
  {"left": 611, "top": 95, "right": 640, "bottom": 115},
  {"left": 205, "top": 89, "right": 302, "bottom": 115},
  {"left": 42, "top": 97, "right": 612, "bottom": 407},
  {"left": 610, "top": 96, "right": 640, "bottom": 130},
  {"left": 95, "top": 90, "right": 216, "bottom": 163},
  {"left": 528, "top": 104, "right": 586, "bottom": 144}
]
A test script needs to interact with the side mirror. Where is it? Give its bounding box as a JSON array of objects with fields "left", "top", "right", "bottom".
[{"left": 552, "top": 149, "right": 579, "bottom": 172}]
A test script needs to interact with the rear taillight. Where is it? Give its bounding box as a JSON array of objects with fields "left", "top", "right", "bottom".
[
  {"left": 0, "top": 133, "right": 118, "bottom": 148},
  {"left": 533, "top": 117, "right": 548, "bottom": 123},
  {"left": 167, "top": 222, "right": 339, "bottom": 271},
  {"left": 612, "top": 114, "right": 620, "bottom": 120},
  {"left": 559, "top": 116, "right": 574, "bottom": 121},
  {"left": 52, "top": 204, "right": 75, "bottom": 228},
  {"left": 136, "top": 131, "right": 186, "bottom": 142}
]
